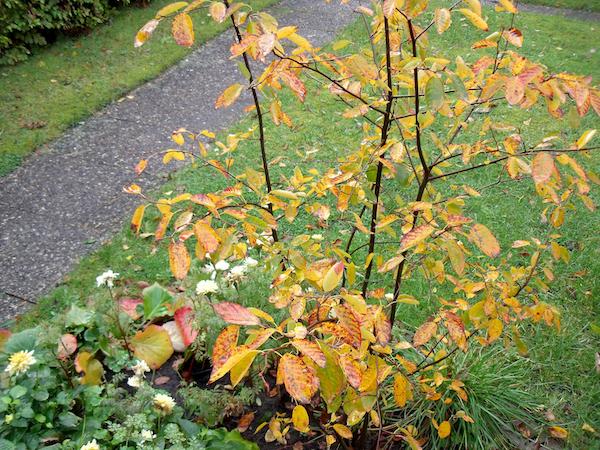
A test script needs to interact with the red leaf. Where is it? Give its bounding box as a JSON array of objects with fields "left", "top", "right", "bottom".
[
  {"left": 119, "top": 298, "right": 143, "bottom": 320},
  {"left": 174, "top": 306, "right": 198, "bottom": 346},
  {"left": 213, "top": 302, "right": 261, "bottom": 326}
]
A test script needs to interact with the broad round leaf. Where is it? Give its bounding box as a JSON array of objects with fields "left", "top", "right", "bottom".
[{"left": 131, "top": 325, "right": 174, "bottom": 369}]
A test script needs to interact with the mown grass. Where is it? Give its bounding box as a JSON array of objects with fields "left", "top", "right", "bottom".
[
  {"left": 0, "top": 0, "right": 277, "bottom": 177},
  {"left": 14, "top": 3, "right": 600, "bottom": 447},
  {"left": 520, "top": 0, "right": 600, "bottom": 13}
]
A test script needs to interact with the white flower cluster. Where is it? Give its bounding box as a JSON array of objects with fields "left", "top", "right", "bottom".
[
  {"left": 127, "top": 359, "right": 150, "bottom": 388},
  {"left": 4, "top": 350, "right": 36, "bottom": 376},
  {"left": 96, "top": 269, "right": 119, "bottom": 288},
  {"left": 196, "top": 257, "right": 259, "bottom": 295}
]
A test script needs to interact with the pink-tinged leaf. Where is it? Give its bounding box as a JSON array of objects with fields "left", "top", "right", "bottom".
[
  {"left": 135, "top": 19, "right": 160, "bottom": 48},
  {"left": 174, "top": 306, "right": 198, "bottom": 346},
  {"left": 469, "top": 223, "right": 501, "bottom": 258},
  {"left": 119, "top": 298, "right": 143, "bottom": 320},
  {"left": 532, "top": 152, "right": 555, "bottom": 184},
  {"left": 505, "top": 77, "right": 525, "bottom": 105},
  {"left": 57, "top": 334, "right": 78, "bottom": 360},
  {"left": 213, "top": 302, "right": 261, "bottom": 326},
  {"left": 172, "top": 13, "right": 194, "bottom": 47}
]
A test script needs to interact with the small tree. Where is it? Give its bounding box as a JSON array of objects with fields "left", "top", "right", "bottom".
[{"left": 131, "top": 0, "right": 598, "bottom": 447}]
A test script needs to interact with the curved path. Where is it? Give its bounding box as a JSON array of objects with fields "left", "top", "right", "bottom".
[
  {"left": 0, "top": 0, "right": 361, "bottom": 320},
  {"left": 0, "top": 1, "right": 597, "bottom": 321}
]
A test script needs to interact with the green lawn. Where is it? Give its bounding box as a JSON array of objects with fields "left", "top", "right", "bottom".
[
  {"left": 0, "top": 0, "right": 276, "bottom": 177},
  {"left": 520, "top": 0, "right": 600, "bottom": 13},
  {"left": 12, "top": 3, "right": 600, "bottom": 447}
]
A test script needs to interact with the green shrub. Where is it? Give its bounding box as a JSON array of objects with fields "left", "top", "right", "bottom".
[{"left": 0, "top": 0, "right": 140, "bottom": 65}]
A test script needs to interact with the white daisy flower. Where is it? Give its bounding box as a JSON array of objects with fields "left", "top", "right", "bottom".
[
  {"left": 80, "top": 439, "right": 100, "bottom": 450},
  {"left": 214, "top": 260, "right": 230, "bottom": 271},
  {"left": 96, "top": 270, "right": 119, "bottom": 288},
  {"left": 4, "top": 350, "right": 36, "bottom": 376},
  {"left": 196, "top": 279, "right": 219, "bottom": 295},
  {"left": 153, "top": 393, "right": 176, "bottom": 414}
]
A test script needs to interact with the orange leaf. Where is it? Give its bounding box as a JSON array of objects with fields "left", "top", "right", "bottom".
[
  {"left": 335, "top": 304, "right": 362, "bottom": 349},
  {"left": 469, "top": 223, "right": 500, "bottom": 258},
  {"left": 131, "top": 205, "right": 146, "bottom": 234},
  {"left": 399, "top": 224, "right": 434, "bottom": 252},
  {"left": 213, "top": 302, "right": 262, "bottom": 326},
  {"left": 291, "top": 340, "right": 326, "bottom": 368},
  {"left": 505, "top": 77, "right": 525, "bottom": 105},
  {"left": 194, "top": 222, "right": 220, "bottom": 253},
  {"left": 210, "top": 325, "right": 239, "bottom": 380},
  {"left": 445, "top": 311, "right": 467, "bottom": 351},
  {"left": 393, "top": 373, "right": 413, "bottom": 407},
  {"left": 171, "top": 13, "right": 194, "bottom": 47},
  {"left": 413, "top": 321, "right": 437, "bottom": 347},
  {"left": 169, "top": 241, "right": 190, "bottom": 280},
  {"left": 503, "top": 28, "right": 523, "bottom": 47},
  {"left": 374, "top": 309, "right": 391, "bottom": 345},
  {"left": 279, "top": 353, "right": 319, "bottom": 404},
  {"left": 532, "top": 152, "right": 555, "bottom": 184},
  {"left": 338, "top": 354, "right": 362, "bottom": 389}
]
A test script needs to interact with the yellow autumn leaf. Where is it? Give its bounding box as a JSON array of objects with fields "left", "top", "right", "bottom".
[
  {"left": 393, "top": 373, "right": 413, "bottom": 407},
  {"left": 229, "top": 349, "right": 259, "bottom": 387},
  {"left": 434, "top": 8, "right": 452, "bottom": 34},
  {"left": 487, "top": 318, "right": 503, "bottom": 343},
  {"left": 438, "top": 420, "right": 451, "bottom": 439},
  {"left": 131, "top": 205, "right": 146, "bottom": 234},
  {"left": 576, "top": 129, "right": 596, "bottom": 149},
  {"left": 322, "top": 261, "right": 344, "bottom": 292},
  {"left": 163, "top": 150, "right": 185, "bottom": 164},
  {"left": 156, "top": 1, "right": 188, "bottom": 18},
  {"left": 292, "top": 405, "right": 310, "bottom": 433},
  {"left": 548, "top": 426, "right": 568, "bottom": 439},
  {"left": 498, "top": 0, "right": 517, "bottom": 13},
  {"left": 215, "top": 83, "right": 244, "bottom": 109},
  {"left": 459, "top": 8, "right": 488, "bottom": 31},
  {"left": 333, "top": 424, "right": 353, "bottom": 439}
]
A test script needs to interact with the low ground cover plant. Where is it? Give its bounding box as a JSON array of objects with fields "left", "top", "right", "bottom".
[{"left": 2, "top": 0, "right": 599, "bottom": 448}]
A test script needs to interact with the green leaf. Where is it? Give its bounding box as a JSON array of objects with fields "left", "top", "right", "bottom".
[
  {"left": 142, "top": 283, "right": 172, "bottom": 319},
  {"left": 448, "top": 73, "right": 468, "bottom": 101},
  {"left": 315, "top": 345, "right": 345, "bottom": 413},
  {"left": 9, "top": 385, "right": 27, "bottom": 399},
  {"left": 425, "top": 76, "right": 445, "bottom": 112},
  {"left": 58, "top": 411, "right": 80, "bottom": 428},
  {"left": 3, "top": 328, "right": 38, "bottom": 354},
  {"left": 65, "top": 304, "right": 93, "bottom": 327}
]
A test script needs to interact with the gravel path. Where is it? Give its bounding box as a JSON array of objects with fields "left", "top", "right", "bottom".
[
  {"left": 0, "top": 0, "right": 597, "bottom": 322},
  {"left": 0, "top": 0, "right": 362, "bottom": 321}
]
